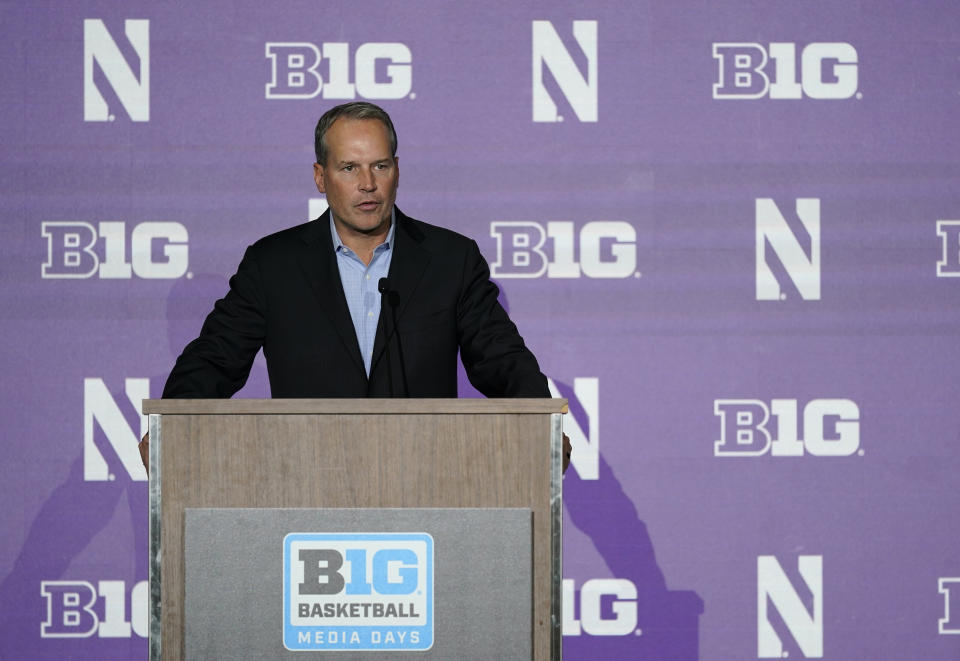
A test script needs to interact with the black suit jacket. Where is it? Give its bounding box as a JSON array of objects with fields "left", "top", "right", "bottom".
[{"left": 163, "top": 208, "right": 549, "bottom": 399}]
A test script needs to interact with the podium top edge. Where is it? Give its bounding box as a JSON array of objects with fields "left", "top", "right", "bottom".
[{"left": 142, "top": 398, "right": 569, "bottom": 415}]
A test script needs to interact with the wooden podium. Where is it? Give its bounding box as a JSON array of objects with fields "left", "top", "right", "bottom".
[{"left": 143, "top": 398, "right": 566, "bottom": 660}]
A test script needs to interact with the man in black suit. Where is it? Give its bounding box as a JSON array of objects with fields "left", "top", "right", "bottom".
[{"left": 140, "top": 102, "right": 567, "bottom": 467}]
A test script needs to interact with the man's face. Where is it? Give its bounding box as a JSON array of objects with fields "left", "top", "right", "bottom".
[{"left": 313, "top": 118, "right": 399, "bottom": 239}]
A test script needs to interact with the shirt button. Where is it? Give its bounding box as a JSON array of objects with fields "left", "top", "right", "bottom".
[
  {"left": 368, "top": 312, "right": 373, "bottom": 317},
  {"left": 366, "top": 274, "right": 370, "bottom": 280}
]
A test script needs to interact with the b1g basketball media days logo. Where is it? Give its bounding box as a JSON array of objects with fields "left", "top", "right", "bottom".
[
  {"left": 265, "top": 41, "right": 412, "bottom": 100},
  {"left": 713, "top": 42, "right": 859, "bottom": 100},
  {"left": 84, "top": 19, "right": 149, "bottom": 122},
  {"left": 42, "top": 222, "right": 189, "bottom": 279},
  {"left": 284, "top": 533, "right": 433, "bottom": 651}
]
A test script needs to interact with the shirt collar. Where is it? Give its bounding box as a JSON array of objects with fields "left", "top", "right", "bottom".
[{"left": 329, "top": 207, "right": 396, "bottom": 255}]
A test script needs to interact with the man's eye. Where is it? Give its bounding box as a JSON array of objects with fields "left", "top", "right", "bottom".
[{"left": 342, "top": 165, "right": 354, "bottom": 172}]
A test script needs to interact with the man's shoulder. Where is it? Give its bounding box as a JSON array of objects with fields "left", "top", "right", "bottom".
[
  {"left": 255, "top": 220, "right": 316, "bottom": 245},
  {"left": 245, "top": 219, "right": 322, "bottom": 257},
  {"left": 397, "top": 209, "right": 476, "bottom": 252}
]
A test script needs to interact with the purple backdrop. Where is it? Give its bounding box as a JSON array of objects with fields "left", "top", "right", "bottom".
[{"left": 2, "top": 1, "right": 959, "bottom": 658}]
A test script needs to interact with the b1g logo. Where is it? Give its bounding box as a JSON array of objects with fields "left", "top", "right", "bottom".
[
  {"left": 936, "top": 220, "right": 960, "bottom": 277},
  {"left": 713, "top": 42, "right": 859, "bottom": 100},
  {"left": 284, "top": 533, "right": 433, "bottom": 651},
  {"left": 758, "top": 555, "right": 823, "bottom": 658},
  {"left": 490, "top": 221, "right": 637, "bottom": 279},
  {"left": 266, "top": 42, "right": 412, "bottom": 100},
  {"left": 562, "top": 578, "right": 639, "bottom": 636},
  {"left": 84, "top": 19, "right": 149, "bottom": 121},
  {"left": 714, "top": 398, "right": 860, "bottom": 457},
  {"left": 940, "top": 578, "right": 960, "bottom": 635},
  {"left": 42, "top": 221, "right": 189, "bottom": 279},
  {"left": 41, "top": 580, "right": 147, "bottom": 639}
]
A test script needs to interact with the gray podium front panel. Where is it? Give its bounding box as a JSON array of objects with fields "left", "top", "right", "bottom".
[{"left": 184, "top": 508, "right": 532, "bottom": 660}]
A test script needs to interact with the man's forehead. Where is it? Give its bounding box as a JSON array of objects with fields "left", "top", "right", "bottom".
[
  {"left": 328, "top": 119, "right": 390, "bottom": 150},
  {"left": 328, "top": 117, "right": 389, "bottom": 139}
]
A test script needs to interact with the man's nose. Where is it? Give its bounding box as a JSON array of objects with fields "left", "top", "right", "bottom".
[{"left": 358, "top": 168, "right": 377, "bottom": 192}]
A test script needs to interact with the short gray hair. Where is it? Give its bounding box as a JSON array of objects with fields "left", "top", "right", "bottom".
[{"left": 313, "top": 102, "right": 398, "bottom": 166}]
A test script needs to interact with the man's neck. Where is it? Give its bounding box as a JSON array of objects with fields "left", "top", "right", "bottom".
[
  {"left": 331, "top": 209, "right": 395, "bottom": 266},
  {"left": 343, "top": 226, "right": 389, "bottom": 265}
]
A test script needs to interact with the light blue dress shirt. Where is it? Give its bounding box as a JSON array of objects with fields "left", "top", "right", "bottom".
[{"left": 330, "top": 211, "right": 396, "bottom": 376}]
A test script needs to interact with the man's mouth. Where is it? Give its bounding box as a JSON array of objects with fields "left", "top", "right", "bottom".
[{"left": 356, "top": 200, "right": 380, "bottom": 211}]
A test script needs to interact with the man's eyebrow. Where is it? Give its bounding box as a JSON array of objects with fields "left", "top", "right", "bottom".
[{"left": 336, "top": 158, "right": 391, "bottom": 166}]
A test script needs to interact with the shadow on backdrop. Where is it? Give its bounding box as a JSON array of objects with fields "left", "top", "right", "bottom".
[
  {"left": 460, "top": 284, "right": 704, "bottom": 658},
  {"left": 0, "top": 274, "right": 241, "bottom": 659},
  {"left": 557, "top": 377, "right": 703, "bottom": 660}
]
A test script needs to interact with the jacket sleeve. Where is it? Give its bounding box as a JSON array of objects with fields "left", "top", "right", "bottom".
[
  {"left": 162, "top": 246, "right": 267, "bottom": 398},
  {"left": 455, "top": 239, "right": 550, "bottom": 397}
]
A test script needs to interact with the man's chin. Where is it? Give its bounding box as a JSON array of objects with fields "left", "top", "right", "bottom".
[{"left": 339, "top": 214, "right": 390, "bottom": 236}]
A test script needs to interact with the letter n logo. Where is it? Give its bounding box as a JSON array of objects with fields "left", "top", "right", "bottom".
[
  {"left": 547, "top": 377, "right": 599, "bottom": 479},
  {"left": 532, "top": 20, "right": 598, "bottom": 123},
  {"left": 84, "top": 378, "right": 149, "bottom": 481},
  {"left": 757, "top": 555, "right": 823, "bottom": 658},
  {"left": 756, "top": 198, "right": 821, "bottom": 301},
  {"left": 83, "top": 19, "right": 150, "bottom": 122}
]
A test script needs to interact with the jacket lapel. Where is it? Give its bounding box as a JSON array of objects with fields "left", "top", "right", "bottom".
[
  {"left": 296, "top": 211, "right": 367, "bottom": 378},
  {"left": 369, "top": 208, "right": 430, "bottom": 375}
]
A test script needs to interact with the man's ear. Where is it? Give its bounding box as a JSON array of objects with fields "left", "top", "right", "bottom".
[{"left": 313, "top": 162, "right": 326, "bottom": 193}]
